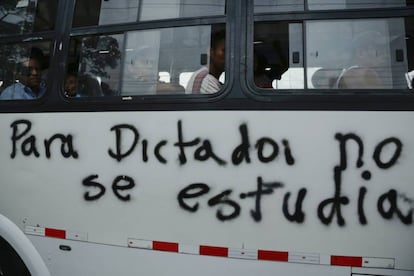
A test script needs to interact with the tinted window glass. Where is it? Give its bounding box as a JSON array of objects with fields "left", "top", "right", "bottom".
[
  {"left": 0, "top": 0, "right": 58, "bottom": 36},
  {"left": 66, "top": 25, "right": 225, "bottom": 97},
  {"left": 254, "top": 22, "right": 304, "bottom": 89},
  {"left": 254, "top": 0, "right": 303, "bottom": 13},
  {"left": 307, "top": 18, "right": 413, "bottom": 89},
  {"left": 254, "top": 0, "right": 414, "bottom": 13},
  {"left": 254, "top": 18, "right": 414, "bottom": 90},
  {"left": 308, "top": 0, "right": 413, "bottom": 10},
  {"left": 73, "top": 0, "right": 225, "bottom": 27},
  {"left": 0, "top": 41, "right": 50, "bottom": 100}
]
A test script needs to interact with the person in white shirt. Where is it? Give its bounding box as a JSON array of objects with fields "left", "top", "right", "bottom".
[{"left": 186, "top": 29, "right": 225, "bottom": 94}]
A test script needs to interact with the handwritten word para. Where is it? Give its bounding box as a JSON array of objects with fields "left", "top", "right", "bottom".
[
  {"left": 108, "top": 121, "right": 295, "bottom": 166},
  {"left": 9, "top": 120, "right": 78, "bottom": 159}
]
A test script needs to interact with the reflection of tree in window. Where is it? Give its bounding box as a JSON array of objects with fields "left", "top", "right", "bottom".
[
  {"left": 0, "top": 44, "right": 40, "bottom": 94},
  {"left": 0, "top": 0, "right": 36, "bottom": 34},
  {"left": 78, "top": 36, "right": 122, "bottom": 96},
  {"left": 0, "top": 0, "right": 57, "bottom": 35}
]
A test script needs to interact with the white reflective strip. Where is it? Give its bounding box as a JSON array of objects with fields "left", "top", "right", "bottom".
[
  {"left": 25, "top": 226, "right": 45, "bottom": 236},
  {"left": 179, "top": 244, "right": 199, "bottom": 255},
  {"left": 127, "top": 238, "right": 398, "bottom": 268},
  {"left": 66, "top": 231, "right": 88, "bottom": 241},
  {"left": 289, "top": 252, "right": 320, "bottom": 264},
  {"left": 228, "top": 248, "right": 258, "bottom": 260},
  {"left": 127, "top": 238, "right": 153, "bottom": 249},
  {"left": 362, "top": 257, "right": 395, "bottom": 269},
  {"left": 319, "top": 254, "right": 331, "bottom": 265}
]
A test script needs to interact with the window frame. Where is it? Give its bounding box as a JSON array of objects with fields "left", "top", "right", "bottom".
[
  {"left": 0, "top": 0, "right": 66, "bottom": 106},
  {"left": 243, "top": 0, "right": 414, "bottom": 109},
  {"left": 63, "top": 0, "right": 232, "bottom": 104}
]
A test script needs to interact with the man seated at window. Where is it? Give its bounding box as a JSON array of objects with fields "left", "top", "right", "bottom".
[
  {"left": 186, "top": 29, "right": 225, "bottom": 94},
  {"left": 0, "top": 48, "right": 46, "bottom": 100}
]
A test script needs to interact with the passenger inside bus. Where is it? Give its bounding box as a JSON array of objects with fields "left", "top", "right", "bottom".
[
  {"left": 185, "top": 29, "right": 226, "bottom": 94},
  {"left": 0, "top": 47, "right": 46, "bottom": 100},
  {"left": 64, "top": 71, "right": 79, "bottom": 98},
  {"left": 254, "top": 51, "right": 273, "bottom": 88},
  {"left": 253, "top": 22, "right": 291, "bottom": 89}
]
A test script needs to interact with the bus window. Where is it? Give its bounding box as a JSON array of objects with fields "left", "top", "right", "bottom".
[
  {"left": 66, "top": 24, "right": 225, "bottom": 97},
  {"left": 73, "top": 0, "right": 225, "bottom": 27},
  {"left": 253, "top": 18, "right": 414, "bottom": 90},
  {"left": 67, "top": 34, "right": 123, "bottom": 97},
  {"left": 0, "top": 41, "right": 50, "bottom": 100},
  {"left": 308, "top": 0, "right": 414, "bottom": 10},
  {"left": 254, "top": 22, "right": 304, "bottom": 89},
  {"left": 307, "top": 18, "right": 413, "bottom": 89},
  {"left": 254, "top": 0, "right": 414, "bottom": 13},
  {"left": 0, "top": 0, "right": 58, "bottom": 36},
  {"left": 254, "top": 0, "right": 303, "bottom": 13}
]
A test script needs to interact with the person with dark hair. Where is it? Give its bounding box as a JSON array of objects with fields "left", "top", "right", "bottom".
[
  {"left": 64, "top": 72, "right": 79, "bottom": 97},
  {"left": 0, "top": 48, "right": 45, "bottom": 100},
  {"left": 186, "top": 29, "right": 225, "bottom": 94}
]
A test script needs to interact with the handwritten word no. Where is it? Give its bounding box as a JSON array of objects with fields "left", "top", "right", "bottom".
[{"left": 318, "top": 133, "right": 412, "bottom": 226}]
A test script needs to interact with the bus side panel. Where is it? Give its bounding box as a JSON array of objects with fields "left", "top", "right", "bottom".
[{"left": 0, "top": 111, "right": 413, "bottom": 272}]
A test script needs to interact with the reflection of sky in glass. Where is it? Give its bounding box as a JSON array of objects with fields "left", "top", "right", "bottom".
[
  {"left": 254, "top": 0, "right": 408, "bottom": 13},
  {"left": 273, "top": 68, "right": 304, "bottom": 89},
  {"left": 98, "top": 0, "right": 225, "bottom": 24}
]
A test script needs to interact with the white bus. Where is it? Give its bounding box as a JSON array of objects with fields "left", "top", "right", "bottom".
[{"left": 0, "top": 1, "right": 413, "bottom": 275}]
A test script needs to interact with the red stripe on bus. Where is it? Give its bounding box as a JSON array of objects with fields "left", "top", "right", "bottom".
[
  {"left": 331, "top": 255, "right": 362, "bottom": 267},
  {"left": 45, "top": 228, "right": 66, "bottom": 239},
  {"left": 258, "top": 250, "right": 289, "bottom": 262},
  {"left": 199, "top": 245, "right": 228, "bottom": 257},
  {"left": 152, "top": 241, "right": 179, "bottom": 252}
]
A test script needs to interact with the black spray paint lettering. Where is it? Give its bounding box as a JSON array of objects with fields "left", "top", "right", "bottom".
[
  {"left": 174, "top": 120, "right": 225, "bottom": 165},
  {"left": 10, "top": 119, "right": 78, "bottom": 159},
  {"left": 318, "top": 133, "right": 412, "bottom": 226},
  {"left": 283, "top": 188, "right": 307, "bottom": 223},
  {"left": 82, "top": 174, "right": 136, "bottom": 201},
  {"left": 108, "top": 124, "right": 168, "bottom": 164},
  {"left": 177, "top": 183, "right": 210, "bottom": 212},
  {"left": 177, "top": 177, "right": 307, "bottom": 223},
  {"left": 177, "top": 182, "right": 240, "bottom": 221},
  {"left": 108, "top": 121, "right": 295, "bottom": 167},
  {"left": 378, "top": 189, "right": 413, "bottom": 224},
  {"left": 232, "top": 124, "right": 295, "bottom": 166},
  {"left": 239, "top": 177, "right": 284, "bottom": 222}
]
